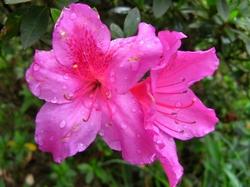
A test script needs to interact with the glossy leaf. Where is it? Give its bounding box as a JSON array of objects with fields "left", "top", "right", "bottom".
[
  {"left": 110, "top": 23, "right": 124, "bottom": 39},
  {"left": 50, "top": 8, "right": 61, "bottom": 23},
  {"left": 123, "top": 7, "right": 141, "bottom": 36},
  {"left": 153, "top": 0, "right": 172, "bottom": 18},
  {"left": 20, "top": 6, "right": 49, "bottom": 48},
  {"left": 216, "top": 0, "right": 229, "bottom": 21},
  {"left": 4, "top": 0, "right": 31, "bottom": 4}
]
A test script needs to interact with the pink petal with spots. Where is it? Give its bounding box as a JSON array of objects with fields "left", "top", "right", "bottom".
[
  {"left": 102, "top": 93, "right": 156, "bottom": 164},
  {"left": 26, "top": 50, "right": 82, "bottom": 104},
  {"left": 155, "top": 131, "right": 183, "bottom": 187},
  {"left": 158, "top": 30, "right": 186, "bottom": 63},
  {"left": 152, "top": 48, "right": 219, "bottom": 92},
  {"left": 105, "top": 22, "right": 162, "bottom": 93},
  {"left": 35, "top": 98, "right": 101, "bottom": 163},
  {"left": 98, "top": 97, "right": 121, "bottom": 151},
  {"left": 153, "top": 89, "right": 218, "bottom": 140},
  {"left": 53, "top": 3, "right": 111, "bottom": 78}
]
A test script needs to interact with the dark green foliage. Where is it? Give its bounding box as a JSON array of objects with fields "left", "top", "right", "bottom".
[{"left": 0, "top": 0, "right": 250, "bottom": 186}]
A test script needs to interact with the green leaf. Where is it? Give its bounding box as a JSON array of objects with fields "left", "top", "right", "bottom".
[
  {"left": 4, "top": 0, "right": 31, "bottom": 4},
  {"left": 20, "top": 6, "right": 49, "bottom": 48},
  {"left": 153, "top": 0, "right": 172, "bottom": 18},
  {"left": 110, "top": 23, "right": 124, "bottom": 39},
  {"left": 216, "top": 0, "right": 229, "bottom": 21},
  {"left": 124, "top": 7, "right": 141, "bottom": 37},
  {"left": 50, "top": 8, "right": 61, "bottom": 23}
]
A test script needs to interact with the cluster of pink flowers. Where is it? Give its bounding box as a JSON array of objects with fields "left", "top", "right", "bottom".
[{"left": 26, "top": 3, "right": 219, "bottom": 187}]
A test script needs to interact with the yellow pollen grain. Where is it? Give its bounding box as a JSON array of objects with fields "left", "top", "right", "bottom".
[{"left": 128, "top": 56, "right": 140, "bottom": 62}]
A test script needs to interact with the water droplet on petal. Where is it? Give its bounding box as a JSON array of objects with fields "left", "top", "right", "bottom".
[
  {"left": 132, "top": 108, "right": 137, "bottom": 112},
  {"left": 106, "top": 91, "right": 112, "bottom": 99},
  {"left": 70, "top": 13, "right": 77, "bottom": 20},
  {"left": 51, "top": 97, "right": 57, "bottom": 103},
  {"left": 175, "top": 102, "right": 181, "bottom": 107},
  {"left": 60, "top": 30, "right": 66, "bottom": 37},
  {"left": 77, "top": 143, "right": 86, "bottom": 152},
  {"left": 33, "top": 64, "right": 40, "bottom": 71},
  {"left": 59, "top": 120, "right": 66, "bottom": 128},
  {"left": 110, "top": 71, "right": 115, "bottom": 77},
  {"left": 137, "top": 149, "right": 142, "bottom": 154},
  {"left": 110, "top": 77, "right": 115, "bottom": 83},
  {"left": 139, "top": 40, "right": 144, "bottom": 45},
  {"left": 99, "top": 131, "right": 104, "bottom": 136},
  {"left": 63, "top": 73, "right": 69, "bottom": 80},
  {"left": 121, "top": 124, "right": 127, "bottom": 129}
]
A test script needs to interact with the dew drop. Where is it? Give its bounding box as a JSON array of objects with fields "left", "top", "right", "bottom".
[
  {"left": 33, "top": 64, "right": 40, "bottom": 71},
  {"left": 60, "top": 30, "right": 66, "bottom": 37},
  {"left": 106, "top": 91, "right": 112, "bottom": 99},
  {"left": 51, "top": 97, "right": 57, "bottom": 104},
  {"left": 110, "top": 77, "right": 115, "bottom": 83},
  {"left": 132, "top": 108, "right": 137, "bottom": 112},
  {"left": 139, "top": 40, "right": 144, "bottom": 45},
  {"left": 137, "top": 149, "right": 142, "bottom": 154},
  {"left": 59, "top": 120, "right": 66, "bottom": 128},
  {"left": 121, "top": 124, "right": 127, "bottom": 129},
  {"left": 110, "top": 71, "right": 115, "bottom": 77},
  {"left": 77, "top": 143, "right": 86, "bottom": 152},
  {"left": 175, "top": 102, "right": 182, "bottom": 107},
  {"left": 99, "top": 131, "right": 104, "bottom": 136},
  {"left": 70, "top": 13, "right": 77, "bottom": 20},
  {"left": 63, "top": 73, "right": 69, "bottom": 80}
]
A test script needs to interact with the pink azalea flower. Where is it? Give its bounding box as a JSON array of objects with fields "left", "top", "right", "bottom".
[
  {"left": 25, "top": 3, "right": 162, "bottom": 163},
  {"left": 131, "top": 31, "right": 219, "bottom": 187}
]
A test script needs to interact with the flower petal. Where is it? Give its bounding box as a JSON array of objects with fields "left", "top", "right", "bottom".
[
  {"left": 26, "top": 50, "right": 82, "bottom": 104},
  {"left": 152, "top": 48, "right": 219, "bottom": 92},
  {"left": 35, "top": 98, "right": 101, "bottom": 163},
  {"left": 155, "top": 131, "right": 183, "bottom": 187},
  {"left": 105, "top": 22, "right": 162, "bottom": 93},
  {"left": 53, "top": 3, "right": 111, "bottom": 76},
  {"left": 153, "top": 89, "right": 218, "bottom": 140},
  {"left": 158, "top": 30, "right": 187, "bottom": 63},
  {"left": 102, "top": 93, "right": 156, "bottom": 164}
]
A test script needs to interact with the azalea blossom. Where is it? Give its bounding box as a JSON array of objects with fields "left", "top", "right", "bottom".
[
  {"left": 26, "top": 3, "right": 162, "bottom": 163},
  {"left": 132, "top": 31, "right": 219, "bottom": 187}
]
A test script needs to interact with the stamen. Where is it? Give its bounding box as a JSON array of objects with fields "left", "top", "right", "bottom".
[
  {"left": 155, "top": 89, "right": 188, "bottom": 95},
  {"left": 82, "top": 88, "right": 98, "bottom": 122},
  {"left": 154, "top": 119, "right": 184, "bottom": 133},
  {"left": 156, "top": 98, "right": 195, "bottom": 109},
  {"left": 157, "top": 109, "right": 197, "bottom": 125},
  {"left": 156, "top": 78, "right": 186, "bottom": 88}
]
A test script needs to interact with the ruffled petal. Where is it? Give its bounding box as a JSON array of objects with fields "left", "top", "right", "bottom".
[
  {"left": 52, "top": 3, "right": 111, "bottom": 77},
  {"left": 152, "top": 48, "right": 219, "bottom": 92},
  {"left": 26, "top": 50, "right": 82, "bottom": 104},
  {"left": 35, "top": 98, "right": 101, "bottom": 163},
  {"left": 98, "top": 98, "right": 121, "bottom": 151},
  {"left": 153, "top": 89, "right": 218, "bottom": 140},
  {"left": 101, "top": 92, "right": 156, "bottom": 164},
  {"left": 158, "top": 30, "right": 187, "bottom": 63},
  {"left": 105, "top": 22, "right": 162, "bottom": 93},
  {"left": 155, "top": 131, "right": 183, "bottom": 187}
]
